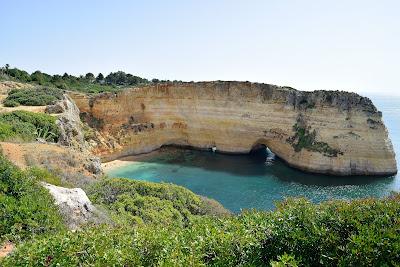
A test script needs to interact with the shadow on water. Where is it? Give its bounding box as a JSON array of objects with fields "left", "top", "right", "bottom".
[{"left": 119, "top": 145, "right": 395, "bottom": 187}]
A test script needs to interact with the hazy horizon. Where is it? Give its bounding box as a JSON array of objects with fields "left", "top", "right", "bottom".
[{"left": 2, "top": 0, "right": 399, "bottom": 96}]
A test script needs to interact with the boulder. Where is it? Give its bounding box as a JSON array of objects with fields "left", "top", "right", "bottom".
[
  {"left": 42, "top": 182, "right": 99, "bottom": 229},
  {"left": 84, "top": 157, "right": 102, "bottom": 174}
]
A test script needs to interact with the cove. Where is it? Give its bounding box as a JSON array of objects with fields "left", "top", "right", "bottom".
[{"left": 106, "top": 94, "right": 400, "bottom": 213}]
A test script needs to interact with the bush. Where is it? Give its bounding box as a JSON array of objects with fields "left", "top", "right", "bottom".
[
  {"left": 3, "top": 87, "right": 63, "bottom": 106},
  {"left": 0, "top": 154, "right": 64, "bottom": 243},
  {"left": 3, "top": 194, "right": 399, "bottom": 266},
  {"left": 0, "top": 110, "right": 59, "bottom": 142},
  {"left": 87, "top": 178, "right": 227, "bottom": 227},
  {"left": 2, "top": 99, "right": 19, "bottom": 107},
  {"left": 25, "top": 167, "right": 63, "bottom": 187}
]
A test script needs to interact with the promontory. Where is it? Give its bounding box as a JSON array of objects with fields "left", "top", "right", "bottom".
[{"left": 70, "top": 81, "right": 397, "bottom": 176}]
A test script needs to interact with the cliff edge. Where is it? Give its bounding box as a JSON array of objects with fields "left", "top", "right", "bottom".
[{"left": 70, "top": 81, "right": 397, "bottom": 176}]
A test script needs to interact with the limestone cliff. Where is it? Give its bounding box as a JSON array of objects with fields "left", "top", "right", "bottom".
[{"left": 70, "top": 81, "right": 397, "bottom": 176}]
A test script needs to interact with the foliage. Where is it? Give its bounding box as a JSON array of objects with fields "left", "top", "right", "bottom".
[
  {"left": 270, "top": 253, "right": 300, "bottom": 267},
  {"left": 87, "top": 178, "right": 229, "bottom": 227},
  {"left": 25, "top": 167, "right": 63, "bottom": 187},
  {"left": 0, "top": 154, "right": 64, "bottom": 243},
  {"left": 3, "top": 66, "right": 158, "bottom": 94},
  {"left": 3, "top": 193, "right": 400, "bottom": 266},
  {"left": 0, "top": 110, "right": 59, "bottom": 142},
  {"left": 288, "top": 123, "right": 342, "bottom": 157},
  {"left": 104, "top": 71, "right": 149, "bottom": 86},
  {"left": 3, "top": 87, "right": 63, "bottom": 106}
]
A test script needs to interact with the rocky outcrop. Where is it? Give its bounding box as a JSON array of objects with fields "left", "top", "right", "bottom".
[
  {"left": 46, "top": 94, "right": 103, "bottom": 176},
  {"left": 42, "top": 182, "right": 100, "bottom": 229},
  {"left": 70, "top": 81, "right": 397, "bottom": 176},
  {"left": 47, "top": 94, "right": 85, "bottom": 149}
]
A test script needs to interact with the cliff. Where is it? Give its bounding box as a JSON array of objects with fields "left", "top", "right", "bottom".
[{"left": 70, "top": 81, "right": 397, "bottom": 176}]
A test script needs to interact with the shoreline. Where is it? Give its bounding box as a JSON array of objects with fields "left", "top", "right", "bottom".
[
  {"left": 102, "top": 159, "right": 136, "bottom": 172},
  {"left": 101, "top": 149, "right": 164, "bottom": 172}
]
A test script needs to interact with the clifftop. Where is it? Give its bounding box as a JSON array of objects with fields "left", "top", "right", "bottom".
[{"left": 88, "top": 81, "right": 378, "bottom": 115}]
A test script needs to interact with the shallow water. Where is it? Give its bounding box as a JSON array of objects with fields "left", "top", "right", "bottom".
[{"left": 107, "top": 94, "right": 400, "bottom": 213}]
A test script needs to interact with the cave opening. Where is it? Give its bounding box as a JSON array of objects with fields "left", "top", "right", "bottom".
[{"left": 250, "top": 143, "right": 276, "bottom": 165}]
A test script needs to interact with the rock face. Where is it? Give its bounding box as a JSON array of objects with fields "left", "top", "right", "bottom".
[
  {"left": 42, "top": 182, "right": 98, "bottom": 229},
  {"left": 70, "top": 81, "right": 397, "bottom": 176},
  {"left": 47, "top": 94, "right": 85, "bottom": 149},
  {"left": 46, "top": 94, "right": 103, "bottom": 176}
]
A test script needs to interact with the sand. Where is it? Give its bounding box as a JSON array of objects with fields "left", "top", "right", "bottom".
[{"left": 102, "top": 159, "right": 136, "bottom": 172}]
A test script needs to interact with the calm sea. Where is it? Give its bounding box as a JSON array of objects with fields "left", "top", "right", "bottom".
[{"left": 107, "top": 94, "right": 399, "bottom": 212}]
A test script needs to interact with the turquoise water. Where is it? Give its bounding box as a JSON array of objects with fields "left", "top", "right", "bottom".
[{"left": 107, "top": 94, "right": 399, "bottom": 213}]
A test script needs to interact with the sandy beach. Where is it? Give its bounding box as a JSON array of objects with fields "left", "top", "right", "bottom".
[
  {"left": 101, "top": 150, "right": 162, "bottom": 172},
  {"left": 102, "top": 159, "right": 137, "bottom": 172}
]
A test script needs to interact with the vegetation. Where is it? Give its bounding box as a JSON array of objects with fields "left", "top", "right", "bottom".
[
  {"left": 87, "top": 178, "right": 230, "bottom": 227},
  {"left": 3, "top": 87, "right": 63, "bottom": 107},
  {"left": 0, "top": 155, "right": 399, "bottom": 265},
  {"left": 288, "top": 123, "right": 342, "bottom": 157},
  {"left": 0, "top": 154, "right": 64, "bottom": 243},
  {"left": 0, "top": 111, "right": 59, "bottom": 142},
  {"left": 2, "top": 193, "right": 399, "bottom": 266},
  {"left": 0, "top": 65, "right": 158, "bottom": 94}
]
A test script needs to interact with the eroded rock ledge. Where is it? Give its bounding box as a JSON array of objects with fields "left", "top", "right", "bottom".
[{"left": 70, "top": 81, "right": 397, "bottom": 176}]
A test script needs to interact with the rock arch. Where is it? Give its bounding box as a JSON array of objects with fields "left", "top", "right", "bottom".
[{"left": 70, "top": 81, "right": 397, "bottom": 176}]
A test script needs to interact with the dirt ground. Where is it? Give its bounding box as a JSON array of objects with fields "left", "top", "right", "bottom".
[
  {"left": 0, "top": 142, "right": 66, "bottom": 169},
  {"left": 0, "top": 242, "right": 14, "bottom": 259},
  {"left": 0, "top": 141, "right": 98, "bottom": 188}
]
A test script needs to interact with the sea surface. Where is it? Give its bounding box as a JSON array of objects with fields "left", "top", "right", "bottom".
[{"left": 107, "top": 94, "right": 400, "bottom": 213}]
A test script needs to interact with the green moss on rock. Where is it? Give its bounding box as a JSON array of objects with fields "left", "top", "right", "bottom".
[{"left": 288, "top": 123, "right": 342, "bottom": 157}]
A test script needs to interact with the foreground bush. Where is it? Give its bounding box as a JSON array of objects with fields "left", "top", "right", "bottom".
[
  {"left": 0, "top": 154, "right": 64, "bottom": 243},
  {"left": 87, "top": 178, "right": 230, "bottom": 227},
  {"left": 3, "top": 193, "right": 399, "bottom": 266},
  {"left": 0, "top": 110, "right": 59, "bottom": 142},
  {"left": 3, "top": 87, "right": 63, "bottom": 106}
]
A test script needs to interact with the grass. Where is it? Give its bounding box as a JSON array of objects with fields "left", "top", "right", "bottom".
[{"left": 0, "top": 110, "right": 59, "bottom": 142}]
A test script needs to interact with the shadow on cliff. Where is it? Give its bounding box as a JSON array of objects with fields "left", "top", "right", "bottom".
[{"left": 117, "top": 146, "right": 395, "bottom": 187}]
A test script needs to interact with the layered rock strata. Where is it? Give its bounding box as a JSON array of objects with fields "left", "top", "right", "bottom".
[{"left": 70, "top": 81, "right": 397, "bottom": 176}]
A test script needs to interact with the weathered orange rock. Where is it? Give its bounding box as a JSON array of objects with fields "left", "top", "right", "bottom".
[{"left": 70, "top": 81, "right": 397, "bottom": 176}]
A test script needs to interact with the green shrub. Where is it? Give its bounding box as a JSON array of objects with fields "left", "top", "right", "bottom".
[
  {"left": 3, "top": 194, "right": 399, "bottom": 266},
  {"left": 0, "top": 154, "right": 64, "bottom": 243},
  {"left": 25, "top": 167, "right": 63, "bottom": 187},
  {"left": 0, "top": 110, "right": 59, "bottom": 142},
  {"left": 87, "top": 178, "right": 224, "bottom": 227},
  {"left": 2, "top": 99, "right": 19, "bottom": 107},
  {"left": 3, "top": 87, "right": 63, "bottom": 106}
]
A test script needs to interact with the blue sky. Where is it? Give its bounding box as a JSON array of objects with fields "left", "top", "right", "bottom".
[{"left": 1, "top": 0, "right": 399, "bottom": 95}]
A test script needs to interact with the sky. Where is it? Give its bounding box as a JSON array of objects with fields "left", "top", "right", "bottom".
[{"left": 1, "top": 0, "right": 399, "bottom": 95}]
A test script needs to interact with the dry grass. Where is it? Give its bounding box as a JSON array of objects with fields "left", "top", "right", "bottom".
[{"left": 0, "top": 142, "right": 97, "bottom": 188}]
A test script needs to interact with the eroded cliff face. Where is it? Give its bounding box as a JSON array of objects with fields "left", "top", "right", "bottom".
[{"left": 70, "top": 81, "right": 397, "bottom": 176}]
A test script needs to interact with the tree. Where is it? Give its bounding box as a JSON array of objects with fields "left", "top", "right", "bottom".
[
  {"left": 31, "top": 71, "right": 46, "bottom": 85},
  {"left": 85, "top": 73, "right": 95, "bottom": 82},
  {"left": 4, "top": 64, "right": 10, "bottom": 75},
  {"left": 96, "top": 73, "right": 104, "bottom": 83}
]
